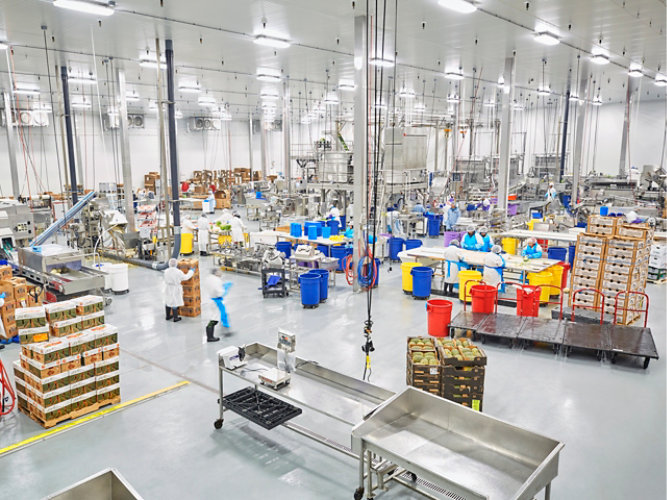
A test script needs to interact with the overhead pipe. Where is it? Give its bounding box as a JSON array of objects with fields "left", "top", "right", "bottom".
[
  {"left": 558, "top": 88, "right": 571, "bottom": 181},
  {"left": 60, "top": 66, "right": 79, "bottom": 204}
]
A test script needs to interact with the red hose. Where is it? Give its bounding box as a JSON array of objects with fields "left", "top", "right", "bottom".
[{"left": 0, "top": 358, "right": 16, "bottom": 417}]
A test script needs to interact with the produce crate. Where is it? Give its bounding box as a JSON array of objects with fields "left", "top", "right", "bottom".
[
  {"left": 577, "top": 234, "right": 609, "bottom": 247},
  {"left": 178, "top": 304, "right": 201, "bottom": 317},
  {"left": 181, "top": 281, "right": 201, "bottom": 297},
  {"left": 437, "top": 338, "right": 487, "bottom": 367},
  {"left": 616, "top": 224, "right": 652, "bottom": 241},
  {"left": 586, "top": 215, "right": 619, "bottom": 236},
  {"left": 441, "top": 366, "right": 485, "bottom": 395},
  {"left": 571, "top": 275, "right": 599, "bottom": 290},
  {"left": 406, "top": 337, "right": 441, "bottom": 395},
  {"left": 442, "top": 391, "right": 483, "bottom": 412},
  {"left": 183, "top": 295, "right": 201, "bottom": 307}
]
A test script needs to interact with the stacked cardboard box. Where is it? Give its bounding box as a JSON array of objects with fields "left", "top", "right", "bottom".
[
  {"left": 0, "top": 266, "right": 29, "bottom": 340},
  {"left": 144, "top": 172, "right": 160, "bottom": 191},
  {"left": 648, "top": 243, "right": 666, "bottom": 283},
  {"left": 13, "top": 298, "right": 120, "bottom": 428},
  {"left": 214, "top": 189, "right": 232, "bottom": 209},
  {"left": 177, "top": 258, "right": 201, "bottom": 317}
]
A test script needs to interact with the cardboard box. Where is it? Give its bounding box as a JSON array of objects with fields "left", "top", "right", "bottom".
[
  {"left": 21, "top": 355, "right": 60, "bottom": 379},
  {"left": 44, "top": 300, "right": 77, "bottom": 322},
  {"left": 177, "top": 305, "right": 201, "bottom": 317},
  {"left": 95, "top": 357, "right": 120, "bottom": 376},
  {"left": 101, "top": 343, "right": 119, "bottom": 360},
  {"left": 51, "top": 317, "right": 82, "bottom": 337},
  {"left": 0, "top": 264, "right": 12, "bottom": 280},
  {"left": 26, "top": 285, "right": 45, "bottom": 306},
  {"left": 27, "top": 385, "right": 71, "bottom": 408},
  {"left": 96, "top": 370, "right": 120, "bottom": 389},
  {"left": 14, "top": 377, "right": 26, "bottom": 396},
  {"left": 28, "top": 340, "right": 70, "bottom": 364},
  {"left": 15, "top": 306, "right": 47, "bottom": 329},
  {"left": 3, "top": 323, "right": 17, "bottom": 340},
  {"left": 13, "top": 360, "right": 25, "bottom": 382},
  {"left": 97, "top": 383, "right": 120, "bottom": 404},
  {"left": 25, "top": 370, "right": 70, "bottom": 393},
  {"left": 60, "top": 354, "right": 82, "bottom": 372},
  {"left": 70, "top": 391, "right": 97, "bottom": 413},
  {"left": 80, "top": 311, "right": 104, "bottom": 330},
  {"left": 73, "top": 295, "right": 104, "bottom": 316},
  {"left": 31, "top": 399, "right": 71, "bottom": 422},
  {"left": 18, "top": 325, "right": 49, "bottom": 345},
  {"left": 2, "top": 300, "right": 16, "bottom": 317},
  {"left": 66, "top": 331, "right": 96, "bottom": 355},
  {"left": 70, "top": 377, "right": 98, "bottom": 398},
  {"left": 0, "top": 281, "right": 14, "bottom": 299},
  {"left": 182, "top": 295, "right": 201, "bottom": 307},
  {"left": 83, "top": 348, "right": 103, "bottom": 365},
  {"left": 90, "top": 324, "right": 118, "bottom": 347}
]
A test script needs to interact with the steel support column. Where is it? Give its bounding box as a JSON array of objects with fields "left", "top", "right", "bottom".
[
  {"left": 60, "top": 66, "right": 79, "bottom": 204},
  {"left": 283, "top": 80, "right": 292, "bottom": 194},
  {"left": 165, "top": 40, "right": 181, "bottom": 230},
  {"left": 3, "top": 91, "right": 20, "bottom": 199},
  {"left": 497, "top": 54, "right": 516, "bottom": 219},
  {"left": 117, "top": 68, "right": 136, "bottom": 231},
  {"left": 618, "top": 75, "right": 639, "bottom": 177},
  {"left": 260, "top": 120, "right": 268, "bottom": 179},
  {"left": 248, "top": 112, "right": 254, "bottom": 178},
  {"left": 572, "top": 69, "right": 591, "bottom": 204}
]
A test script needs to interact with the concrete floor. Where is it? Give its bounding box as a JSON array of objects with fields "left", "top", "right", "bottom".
[{"left": 0, "top": 226, "right": 665, "bottom": 499}]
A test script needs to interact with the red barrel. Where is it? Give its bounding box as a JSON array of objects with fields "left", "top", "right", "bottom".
[
  {"left": 470, "top": 285, "right": 497, "bottom": 314},
  {"left": 558, "top": 262, "right": 570, "bottom": 291},
  {"left": 426, "top": 299, "right": 453, "bottom": 337},
  {"left": 517, "top": 286, "right": 540, "bottom": 317}
]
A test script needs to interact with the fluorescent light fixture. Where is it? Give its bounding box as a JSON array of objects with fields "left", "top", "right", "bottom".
[
  {"left": 438, "top": 0, "right": 477, "bottom": 14},
  {"left": 32, "top": 102, "right": 52, "bottom": 112},
  {"left": 14, "top": 85, "right": 40, "bottom": 96},
  {"left": 300, "top": 116, "right": 312, "bottom": 124},
  {"left": 139, "top": 56, "right": 165, "bottom": 69},
  {"left": 654, "top": 75, "right": 667, "bottom": 87},
  {"left": 414, "top": 102, "right": 426, "bottom": 111},
  {"left": 256, "top": 68, "right": 281, "bottom": 82},
  {"left": 497, "top": 75, "right": 505, "bottom": 88},
  {"left": 324, "top": 92, "right": 339, "bottom": 105},
  {"left": 53, "top": 0, "right": 115, "bottom": 17},
  {"left": 68, "top": 75, "right": 97, "bottom": 85},
  {"left": 260, "top": 91, "right": 280, "bottom": 101},
  {"left": 590, "top": 53, "right": 609, "bottom": 65},
  {"left": 569, "top": 94, "right": 581, "bottom": 103},
  {"left": 71, "top": 98, "right": 91, "bottom": 109},
  {"left": 512, "top": 102, "right": 524, "bottom": 110},
  {"left": 339, "top": 80, "right": 356, "bottom": 91},
  {"left": 398, "top": 88, "right": 415, "bottom": 98},
  {"left": 370, "top": 57, "right": 394, "bottom": 68},
  {"left": 445, "top": 71, "right": 464, "bottom": 81},
  {"left": 534, "top": 31, "right": 559, "bottom": 46},
  {"left": 125, "top": 91, "right": 140, "bottom": 102},
  {"left": 254, "top": 34, "right": 291, "bottom": 49},
  {"left": 0, "top": 42, "right": 8, "bottom": 50},
  {"left": 537, "top": 86, "right": 550, "bottom": 95},
  {"left": 592, "top": 97, "right": 603, "bottom": 106},
  {"left": 447, "top": 95, "right": 460, "bottom": 103},
  {"left": 198, "top": 95, "right": 217, "bottom": 107},
  {"left": 628, "top": 66, "right": 643, "bottom": 78},
  {"left": 178, "top": 84, "right": 201, "bottom": 94}
]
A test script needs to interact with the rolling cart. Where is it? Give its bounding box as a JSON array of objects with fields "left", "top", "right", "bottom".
[{"left": 260, "top": 268, "right": 288, "bottom": 298}]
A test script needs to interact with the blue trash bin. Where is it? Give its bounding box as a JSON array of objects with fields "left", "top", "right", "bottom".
[
  {"left": 568, "top": 244, "right": 576, "bottom": 268},
  {"left": 275, "top": 241, "right": 292, "bottom": 259},
  {"left": 547, "top": 246, "right": 567, "bottom": 262},
  {"left": 600, "top": 206, "right": 609, "bottom": 216},
  {"left": 427, "top": 215, "right": 442, "bottom": 237},
  {"left": 290, "top": 223, "right": 302, "bottom": 237},
  {"left": 331, "top": 245, "right": 349, "bottom": 271},
  {"left": 327, "top": 219, "right": 340, "bottom": 235},
  {"left": 411, "top": 266, "right": 434, "bottom": 299},
  {"left": 310, "top": 269, "right": 329, "bottom": 302},
  {"left": 299, "top": 273, "right": 320, "bottom": 307},
  {"left": 307, "top": 225, "right": 318, "bottom": 240},
  {"left": 317, "top": 244, "right": 330, "bottom": 257},
  {"left": 405, "top": 239, "right": 422, "bottom": 250},
  {"left": 388, "top": 237, "right": 404, "bottom": 261}
]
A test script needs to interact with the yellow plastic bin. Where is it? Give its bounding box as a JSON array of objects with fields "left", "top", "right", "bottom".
[
  {"left": 548, "top": 265, "right": 563, "bottom": 297},
  {"left": 401, "top": 262, "right": 421, "bottom": 293},
  {"left": 501, "top": 237, "right": 518, "bottom": 255},
  {"left": 181, "top": 232, "right": 194, "bottom": 254},
  {"left": 528, "top": 271, "right": 553, "bottom": 303},
  {"left": 526, "top": 218, "right": 542, "bottom": 231},
  {"left": 458, "top": 270, "right": 482, "bottom": 302},
  {"left": 218, "top": 234, "right": 232, "bottom": 245}
]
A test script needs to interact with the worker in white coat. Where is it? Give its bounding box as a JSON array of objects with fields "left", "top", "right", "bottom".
[
  {"left": 217, "top": 209, "right": 233, "bottom": 226},
  {"left": 203, "top": 268, "right": 233, "bottom": 342},
  {"left": 182, "top": 215, "right": 196, "bottom": 235},
  {"left": 443, "top": 240, "right": 466, "bottom": 296},
  {"left": 163, "top": 258, "right": 194, "bottom": 323},
  {"left": 197, "top": 213, "right": 210, "bottom": 256},
  {"left": 230, "top": 212, "right": 246, "bottom": 246},
  {"left": 326, "top": 202, "right": 341, "bottom": 223},
  {"left": 346, "top": 203, "right": 354, "bottom": 228},
  {"left": 483, "top": 245, "right": 506, "bottom": 288}
]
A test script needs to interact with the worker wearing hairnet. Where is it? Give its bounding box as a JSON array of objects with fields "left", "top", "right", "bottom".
[
  {"left": 326, "top": 202, "right": 341, "bottom": 223},
  {"left": 182, "top": 215, "right": 196, "bottom": 235},
  {"left": 479, "top": 226, "right": 493, "bottom": 252},
  {"left": 462, "top": 225, "right": 483, "bottom": 251},
  {"left": 522, "top": 237, "right": 543, "bottom": 259},
  {"left": 443, "top": 240, "right": 466, "bottom": 295},
  {"left": 197, "top": 213, "right": 210, "bottom": 256},
  {"left": 163, "top": 258, "right": 195, "bottom": 322},
  {"left": 445, "top": 202, "right": 460, "bottom": 231},
  {"left": 217, "top": 208, "right": 233, "bottom": 225},
  {"left": 545, "top": 182, "right": 559, "bottom": 213},
  {"left": 483, "top": 245, "right": 505, "bottom": 287},
  {"left": 230, "top": 212, "right": 246, "bottom": 246},
  {"left": 204, "top": 268, "right": 233, "bottom": 342}
]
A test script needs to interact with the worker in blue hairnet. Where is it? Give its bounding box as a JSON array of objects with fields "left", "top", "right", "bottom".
[
  {"left": 462, "top": 225, "right": 483, "bottom": 251},
  {"left": 483, "top": 245, "right": 506, "bottom": 288},
  {"left": 443, "top": 240, "right": 466, "bottom": 295},
  {"left": 522, "top": 237, "right": 543, "bottom": 259},
  {"left": 479, "top": 226, "right": 493, "bottom": 252},
  {"left": 445, "top": 201, "right": 460, "bottom": 231}
]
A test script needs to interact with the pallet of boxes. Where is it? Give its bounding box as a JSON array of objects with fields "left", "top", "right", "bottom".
[
  {"left": 12, "top": 295, "right": 120, "bottom": 428},
  {"left": 178, "top": 258, "right": 201, "bottom": 318},
  {"left": 648, "top": 242, "right": 666, "bottom": 283},
  {"left": 570, "top": 215, "right": 653, "bottom": 324},
  {"left": 407, "top": 337, "right": 487, "bottom": 411},
  {"left": 0, "top": 265, "right": 31, "bottom": 342}
]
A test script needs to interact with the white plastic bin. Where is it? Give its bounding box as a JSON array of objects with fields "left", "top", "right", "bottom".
[{"left": 108, "top": 264, "right": 129, "bottom": 294}]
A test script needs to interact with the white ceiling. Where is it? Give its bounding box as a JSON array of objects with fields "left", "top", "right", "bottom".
[{"left": 0, "top": 0, "right": 664, "bottom": 118}]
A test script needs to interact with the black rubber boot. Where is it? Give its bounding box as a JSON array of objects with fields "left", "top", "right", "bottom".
[
  {"left": 172, "top": 309, "right": 182, "bottom": 322},
  {"left": 166, "top": 306, "right": 173, "bottom": 320},
  {"left": 206, "top": 321, "right": 220, "bottom": 342}
]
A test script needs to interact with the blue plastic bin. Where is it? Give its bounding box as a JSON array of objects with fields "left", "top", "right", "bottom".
[
  {"left": 330, "top": 245, "right": 349, "bottom": 271},
  {"left": 388, "top": 237, "right": 404, "bottom": 261},
  {"left": 411, "top": 266, "right": 434, "bottom": 299},
  {"left": 299, "top": 274, "right": 320, "bottom": 307},
  {"left": 322, "top": 227, "right": 332, "bottom": 239},
  {"left": 547, "top": 246, "right": 567, "bottom": 262},
  {"left": 307, "top": 225, "right": 318, "bottom": 240},
  {"left": 317, "top": 244, "right": 330, "bottom": 257},
  {"left": 327, "top": 219, "right": 340, "bottom": 235},
  {"left": 275, "top": 241, "right": 292, "bottom": 259},
  {"left": 309, "top": 269, "right": 329, "bottom": 302},
  {"left": 568, "top": 244, "right": 576, "bottom": 268},
  {"left": 290, "top": 223, "right": 302, "bottom": 237},
  {"left": 405, "top": 239, "right": 422, "bottom": 250}
]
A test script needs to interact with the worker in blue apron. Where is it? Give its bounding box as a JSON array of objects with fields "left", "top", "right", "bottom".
[
  {"left": 479, "top": 226, "right": 493, "bottom": 252},
  {"left": 483, "top": 245, "right": 506, "bottom": 292},
  {"left": 443, "top": 240, "right": 467, "bottom": 295},
  {"left": 462, "top": 225, "right": 483, "bottom": 251},
  {"left": 204, "top": 268, "right": 233, "bottom": 341}
]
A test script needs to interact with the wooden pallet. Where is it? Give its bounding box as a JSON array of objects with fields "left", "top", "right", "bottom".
[{"left": 19, "top": 398, "right": 121, "bottom": 428}]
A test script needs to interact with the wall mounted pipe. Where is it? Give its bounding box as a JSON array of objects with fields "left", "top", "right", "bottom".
[{"left": 60, "top": 66, "right": 79, "bottom": 204}]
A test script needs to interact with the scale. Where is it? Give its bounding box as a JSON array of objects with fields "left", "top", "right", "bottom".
[{"left": 258, "top": 329, "right": 296, "bottom": 389}]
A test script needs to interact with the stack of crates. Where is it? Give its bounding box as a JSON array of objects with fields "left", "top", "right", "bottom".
[
  {"left": 177, "top": 258, "right": 201, "bottom": 317},
  {"left": 406, "top": 337, "right": 441, "bottom": 396},
  {"left": 570, "top": 232, "right": 607, "bottom": 311},
  {"left": 436, "top": 338, "right": 486, "bottom": 411},
  {"left": 648, "top": 243, "right": 667, "bottom": 283}
]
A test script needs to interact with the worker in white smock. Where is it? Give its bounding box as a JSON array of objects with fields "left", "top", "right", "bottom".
[
  {"left": 163, "top": 258, "right": 194, "bottom": 323},
  {"left": 326, "top": 202, "right": 341, "bottom": 223},
  {"left": 443, "top": 240, "right": 466, "bottom": 296},
  {"left": 182, "top": 215, "right": 196, "bottom": 235},
  {"left": 483, "top": 245, "right": 506, "bottom": 289},
  {"left": 203, "top": 268, "right": 233, "bottom": 342},
  {"left": 230, "top": 212, "right": 246, "bottom": 246},
  {"left": 545, "top": 182, "right": 559, "bottom": 213},
  {"left": 217, "top": 208, "right": 233, "bottom": 226},
  {"left": 197, "top": 213, "right": 210, "bottom": 256},
  {"left": 346, "top": 203, "right": 354, "bottom": 228}
]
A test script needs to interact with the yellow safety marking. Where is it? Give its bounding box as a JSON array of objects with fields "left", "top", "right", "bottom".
[{"left": 0, "top": 380, "right": 189, "bottom": 456}]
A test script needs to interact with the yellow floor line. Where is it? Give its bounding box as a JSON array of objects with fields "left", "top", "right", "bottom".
[{"left": 0, "top": 380, "right": 190, "bottom": 456}]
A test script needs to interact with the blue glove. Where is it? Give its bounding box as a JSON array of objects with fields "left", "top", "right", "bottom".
[
  {"left": 190, "top": 268, "right": 196, "bottom": 273},
  {"left": 0, "top": 292, "right": 5, "bottom": 299}
]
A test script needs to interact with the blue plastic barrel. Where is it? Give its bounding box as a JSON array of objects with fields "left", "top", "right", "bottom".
[
  {"left": 309, "top": 269, "right": 329, "bottom": 302},
  {"left": 547, "top": 246, "right": 567, "bottom": 262},
  {"left": 299, "top": 274, "right": 320, "bottom": 307},
  {"left": 275, "top": 241, "right": 292, "bottom": 259},
  {"left": 331, "top": 245, "right": 349, "bottom": 271},
  {"left": 373, "top": 258, "right": 381, "bottom": 288},
  {"left": 600, "top": 206, "right": 609, "bottom": 216},
  {"left": 340, "top": 215, "right": 346, "bottom": 229},
  {"left": 388, "top": 237, "right": 404, "bottom": 261},
  {"left": 327, "top": 219, "right": 340, "bottom": 235},
  {"left": 290, "top": 223, "right": 302, "bottom": 237},
  {"left": 322, "top": 227, "right": 332, "bottom": 239},
  {"left": 307, "top": 225, "right": 318, "bottom": 240},
  {"left": 317, "top": 244, "right": 330, "bottom": 257},
  {"left": 405, "top": 239, "right": 422, "bottom": 250},
  {"left": 568, "top": 244, "right": 576, "bottom": 268},
  {"left": 411, "top": 266, "right": 434, "bottom": 299},
  {"left": 561, "top": 194, "right": 571, "bottom": 209},
  {"left": 427, "top": 215, "right": 442, "bottom": 237}
]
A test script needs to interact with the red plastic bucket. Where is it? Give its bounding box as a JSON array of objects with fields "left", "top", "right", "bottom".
[
  {"left": 517, "top": 286, "right": 540, "bottom": 317},
  {"left": 470, "top": 285, "right": 497, "bottom": 314},
  {"left": 426, "top": 299, "right": 453, "bottom": 337},
  {"left": 558, "top": 262, "right": 570, "bottom": 290}
]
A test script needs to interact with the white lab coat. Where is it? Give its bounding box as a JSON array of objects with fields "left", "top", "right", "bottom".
[
  {"left": 483, "top": 252, "right": 505, "bottom": 287},
  {"left": 346, "top": 204, "right": 353, "bottom": 223},
  {"left": 327, "top": 207, "right": 341, "bottom": 223},
  {"left": 217, "top": 209, "right": 233, "bottom": 225},
  {"left": 182, "top": 218, "right": 196, "bottom": 235},
  {"left": 546, "top": 187, "right": 558, "bottom": 202},
  {"left": 163, "top": 267, "right": 194, "bottom": 308},
  {"left": 197, "top": 216, "right": 209, "bottom": 252},
  {"left": 443, "top": 246, "right": 464, "bottom": 284},
  {"left": 230, "top": 217, "right": 246, "bottom": 244},
  {"left": 204, "top": 274, "right": 224, "bottom": 321}
]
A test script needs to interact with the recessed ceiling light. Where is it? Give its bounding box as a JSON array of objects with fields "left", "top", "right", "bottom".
[
  {"left": 139, "top": 58, "right": 165, "bottom": 69},
  {"left": 590, "top": 54, "right": 609, "bottom": 65},
  {"left": 198, "top": 95, "right": 216, "bottom": 107},
  {"left": 569, "top": 94, "right": 581, "bottom": 103},
  {"left": 324, "top": 92, "right": 339, "bottom": 105},
  {"left": 534, "top": 32, "right": 559, "bottom": 46},
  {"left": 71, "top": 98, "right": 91, "bottom": 109},
  {"left": 68, "top": 75, "right": 97, "bottom": 85},
  {"left": 53, "top": 0, "right": 115, "bottom": 17},
  {"left": 445, "top": 71, "right": 464, "bottom": 81},
  {"left": 175, "top": 110, "right": 183, "bottom": 119},
  {"left": 438, "top": 0, "right": 477, "bottom": 14},
  {"left": 628, "top": 66, "right": 643, "bottom": 78},
  {"left": 14, "top": 85, "right": 40, "bottom": 96},
  {"left": 125, "top": 91, "right": 140, "bottom": 102},
  {"left": 537, "top": 86, "right": 551, "bottom": 95},
  {"left": 592, "top": 96, "right": 603, "bottom": 106},
  {"left": 260, "top": 91, "right": 280, "bottom": 101},
  {"left": 256, "top": 68, "right": 282, "bottom": 82},
  {"left": 512, "top": 102, "right": 524, "bottom": 110},
  {"left": 338, "top": 80, "right": 356, "bottom": 91},
  {"left": 414, "top": 102, "right": 426, "bottom": 111},
  {"left": 178, "top": 84, "right": 201, "bottom": 94},
  {"left": 398, "top": 88, "right": 415, "bottom": 98},
  {"left": 254, "top": 34, "right": 291, "bottom": 49},
  {"left": 370, "top": 57, "right": 394, "bottom": 68},
  {"left": 654, "top": 75, "right": 667, "bottom": 87}
]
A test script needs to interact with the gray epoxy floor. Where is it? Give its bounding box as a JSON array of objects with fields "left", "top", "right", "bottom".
[{"left": 0, "top": 226, "right": 665, "bottom": 500}]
